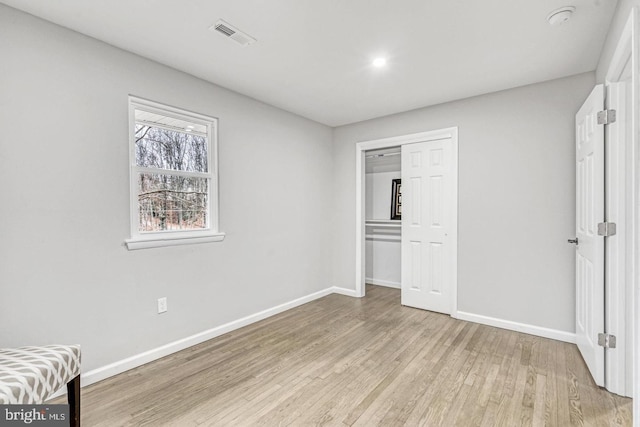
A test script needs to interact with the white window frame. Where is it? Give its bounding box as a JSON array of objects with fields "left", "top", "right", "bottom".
[{"left": 125, "top": 96, "right": 225, "bottom": 250}]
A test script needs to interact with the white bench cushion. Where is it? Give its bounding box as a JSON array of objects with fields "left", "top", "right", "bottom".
[{"left": 0, "top": 345, "right": 81, "bottom": 404}]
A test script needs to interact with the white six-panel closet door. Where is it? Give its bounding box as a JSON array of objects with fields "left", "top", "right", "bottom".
[{"left": 401, "top": 138, "right": 453, "bottom": 314}]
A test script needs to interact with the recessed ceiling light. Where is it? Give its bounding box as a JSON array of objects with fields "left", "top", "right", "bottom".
[
  {"left": 547, "top": 6, "right": 575, "bottom": 26},
  {"left": 372, "top": 57, "right": 387, "bottom": 68}
]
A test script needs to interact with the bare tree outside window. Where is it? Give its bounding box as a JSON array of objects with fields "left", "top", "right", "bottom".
[{"left": 134, "top": 122, "right": 210, "bottom": 232}]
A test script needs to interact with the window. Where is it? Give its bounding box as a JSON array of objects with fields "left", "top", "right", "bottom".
[{"left": 125, "top": 97, "right": 224, "bottom": 249}]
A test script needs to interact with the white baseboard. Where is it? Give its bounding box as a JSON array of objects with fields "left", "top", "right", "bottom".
[
  {"left": 331, "top": 286, "right": 359, "bottom": 297},
  {"left": 49, "top": 286, "right": 336, "bottom": 399},
  {"left": 453, "top": 311, "right": 576, "bottom": 344},
  {"left": 365, "top": 278, "right": 401, "bottom": 289}
]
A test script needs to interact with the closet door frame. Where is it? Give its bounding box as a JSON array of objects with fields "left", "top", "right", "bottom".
[{"left": 355, "top": 127, "right": 458, "bottom": 308}]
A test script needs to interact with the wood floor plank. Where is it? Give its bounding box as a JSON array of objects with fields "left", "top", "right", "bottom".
[
  {"left": 56, "top": 285, "right": 632, "bottom": 426},
  {"left": 565, "top": 344, "right": 586, "bottom": 426},
  {"left": 493, "top": 333, "right": 525, "bottom": 426},
  {"left": 555, "top": 339, "right": 574, "bottom": 427},
  {"left": 543, "top": 337, "right": 559, "bottom": 427},
  {"left": 532, "top": 373, "right": 547, "bottom": 427},
  {"left": 452, "top": 328, "right": 501, "bottom": 426},
  {"left": 520, "top": 338, "right": 540, "bottom": 426}
]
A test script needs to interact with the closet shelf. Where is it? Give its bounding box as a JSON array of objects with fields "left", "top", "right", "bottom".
[{"left": 365, "top": 234, "right": 401, "bottom": 242}]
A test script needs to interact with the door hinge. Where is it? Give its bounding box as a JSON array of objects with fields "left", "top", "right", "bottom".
[
  {"left": 597, "top": 109, "right": 617, "bottom": 125},
  {"left": 598, "top": 333, "right": 617, "bottom": 349},
  {"left": 597, "top": 222, "right": 617, "bottom": 237}
]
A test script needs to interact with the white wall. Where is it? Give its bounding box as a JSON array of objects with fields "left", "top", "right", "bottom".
[
  {"left": 331, "top": 72, "right": 595, "bottom": 333},
  {"left": 596, "top": 0, "right": 639, "bottom": 82},
  {"left": 0, "top": 5, "right": 333, "bottom": 373},
  {"left": 365, "top": 171, "right": 400, "bottom": 220},
  {"left": 365, "top": 238, "right": 401, "bottom": 288}
]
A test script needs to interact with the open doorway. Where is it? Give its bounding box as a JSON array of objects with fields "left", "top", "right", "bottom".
[{"left": 364, "top": 146, "right": 402, "bottom": 290}]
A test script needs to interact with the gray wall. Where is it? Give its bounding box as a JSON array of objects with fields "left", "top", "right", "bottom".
[
  {"left": 596, "top": 0, "right": 639, "bottom": 82},
  {"left": 331, "top": 72, "right": 595, "bottom": 333},
  {"left": 0, "top": 1, "right": 610, "bottom": 376},
  {"left": 0, "top": 5, "right": 333, "bottom": 372}
]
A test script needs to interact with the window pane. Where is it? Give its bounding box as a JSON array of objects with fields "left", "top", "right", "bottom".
[
  {"left": 138, "top": 173, "right": 209, "bottom": 232},
  {"left": 135, "top": 124, "right": 208, "bottom": 173}
]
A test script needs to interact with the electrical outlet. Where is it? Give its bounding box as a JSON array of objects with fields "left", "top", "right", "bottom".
[{"left": 157, "top": 297, "right": 167, "bottom": 314}]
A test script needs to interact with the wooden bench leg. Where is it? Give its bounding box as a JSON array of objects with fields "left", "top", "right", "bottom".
[{"left": 67, "top": 374, "right": 80, "bottom": 427}]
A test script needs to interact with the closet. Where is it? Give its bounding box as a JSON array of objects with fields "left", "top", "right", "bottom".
[
  {"left": 357, "top": 127, "right": 458, "bottom": 314},
  {"left": 364, "top": 147, "right": 402, "bottom": 288}
]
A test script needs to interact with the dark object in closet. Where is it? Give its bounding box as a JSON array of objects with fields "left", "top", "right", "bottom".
[{"left": 391, "top": 179, "right": 402, "bottom": 220}]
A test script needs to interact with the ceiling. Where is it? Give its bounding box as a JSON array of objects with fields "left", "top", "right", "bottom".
[{"left": 1, "top": 0, "right": 618, "bottom": 126}]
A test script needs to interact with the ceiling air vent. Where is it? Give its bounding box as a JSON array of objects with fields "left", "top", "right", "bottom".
[{"left": 211, "top": 20, "right": 256, "bottom": 46}]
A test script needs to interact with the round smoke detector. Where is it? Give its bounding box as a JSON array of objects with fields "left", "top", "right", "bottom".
[{"left": 547, "top": 6, "right": 576, "bottom": 26}]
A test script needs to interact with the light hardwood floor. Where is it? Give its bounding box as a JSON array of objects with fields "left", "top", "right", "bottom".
[{"left": 69, "top": 285, "right": 632, "bottom": 426}]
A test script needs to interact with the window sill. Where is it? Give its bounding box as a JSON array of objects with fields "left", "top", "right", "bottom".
[{"left": 125, "top": 232, "right": 226, "bottom": 250}]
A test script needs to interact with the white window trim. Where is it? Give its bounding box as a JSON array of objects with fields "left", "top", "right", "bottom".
[{"left": 125, "top": 96, "right": 225, "bottom": 250}]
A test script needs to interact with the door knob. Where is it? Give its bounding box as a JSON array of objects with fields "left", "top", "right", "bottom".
[{"left": 568, "top": 238, "right": 578, "bottom": 245}]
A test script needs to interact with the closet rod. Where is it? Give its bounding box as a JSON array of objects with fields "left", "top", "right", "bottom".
[
  {"left": 365, "top": 152, "right": 400, "bottom": 159},
  {"left": 365, "top": 234, "right": 401, "bottom": 242}
]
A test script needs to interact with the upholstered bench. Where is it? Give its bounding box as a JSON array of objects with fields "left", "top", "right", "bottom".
[{"left": 0, "top": 345, "right": 81, "bottom": 427}]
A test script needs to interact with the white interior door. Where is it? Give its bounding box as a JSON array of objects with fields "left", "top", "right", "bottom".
[
  {"left": 401, "top": 138, "right": 453, "bottom": 314},
  {"left": 574, "top": 84, "right": 605, "bottom": 386}
]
